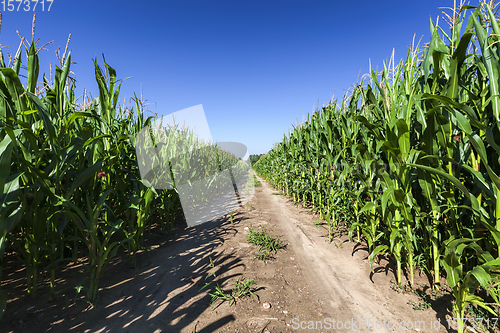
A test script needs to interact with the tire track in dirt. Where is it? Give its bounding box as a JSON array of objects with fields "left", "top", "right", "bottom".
[{"left": 257, "top": 174, "right": 447, "bottom": 333}]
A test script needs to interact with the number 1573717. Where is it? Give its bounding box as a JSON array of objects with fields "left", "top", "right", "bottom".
[{"left": 1, "top": 0, "right": 53, "bottom": 11}]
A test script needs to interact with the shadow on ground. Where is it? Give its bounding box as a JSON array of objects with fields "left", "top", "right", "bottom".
[{"left": 2, "top": 212, "right": 250, "bottom": 333}]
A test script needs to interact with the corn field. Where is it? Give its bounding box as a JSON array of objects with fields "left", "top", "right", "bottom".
[
  {"left": 254, "top": 3, "right": 500, "bottom": 332},
  {"left": 0, "top": 21, "right": 249, "bottom": 321}
]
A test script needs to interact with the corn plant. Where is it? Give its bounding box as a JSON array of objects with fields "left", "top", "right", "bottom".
[{"left": 442, "top": 236, "right": 500, "bottom": 333}]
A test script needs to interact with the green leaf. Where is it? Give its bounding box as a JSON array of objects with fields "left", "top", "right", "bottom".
[
  {"left": 409, "top": 162, "right": 478, "bottom": 211},
  {"left": 0, "top": 135, "right": 13, "bottom": 191},
  {"left": 65, "top": 160, "right": 104, "bottom": 200},
  {"left": 27, "top": 40, "right": 39, "bottom": 94},
  {"left": 369, "top": 244, "right": 388, "bottom": 272},
  {"left": 1, "top": 68, "right": 28, "bottom": 114},
  {"left": 473, "top": 12, "right": 500, "bottom": 126}
]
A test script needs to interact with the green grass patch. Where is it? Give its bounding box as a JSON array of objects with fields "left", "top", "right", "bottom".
[
  {"left": 200, "top": 258, "right": 258, "bottom": 307},
  {"left": 208, "top": 277, "right": 257, "bottom": 307},
  {"left": 247, "top": 225, "right": 285, "bottom": 263}
]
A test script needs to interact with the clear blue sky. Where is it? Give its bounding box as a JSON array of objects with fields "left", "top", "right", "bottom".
[{"left": 1, "top": 0, "right": 455, "bottom": 155}]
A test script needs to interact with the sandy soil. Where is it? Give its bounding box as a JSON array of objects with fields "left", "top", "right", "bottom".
[{"left": 1, "top": 174, "right": 453, "bottom": 333}]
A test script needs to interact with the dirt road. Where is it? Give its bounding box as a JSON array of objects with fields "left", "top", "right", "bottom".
[{"left": 253, "top": 175, "right": 449, "bottom": 333}]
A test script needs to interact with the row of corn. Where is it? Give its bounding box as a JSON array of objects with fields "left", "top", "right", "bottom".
[
  {"left": 254, "top": 3, "right": 500, "bottom": 332},
  {"left": 0, "top": 27, "right": 247, "bottom": 320}
]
